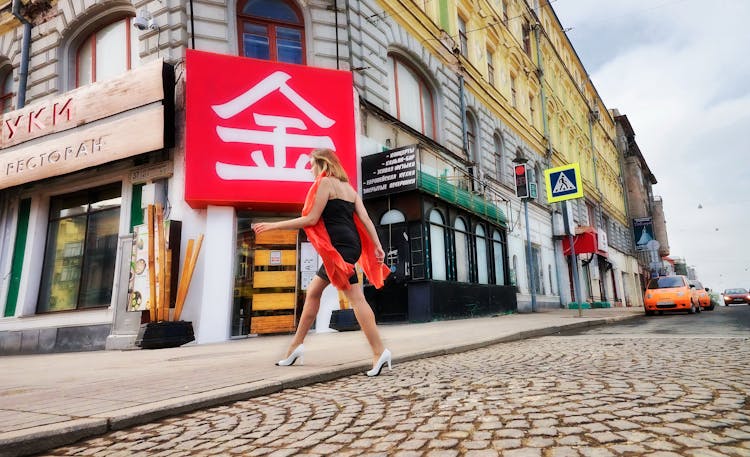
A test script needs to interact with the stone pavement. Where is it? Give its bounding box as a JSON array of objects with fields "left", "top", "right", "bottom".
[{"left": 0, "top": 308, "right": 642, "bottom": 457}]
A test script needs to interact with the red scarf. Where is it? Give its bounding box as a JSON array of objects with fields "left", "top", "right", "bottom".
[{"left": 302, "top": 174, "right": 390, "bottom": 290}]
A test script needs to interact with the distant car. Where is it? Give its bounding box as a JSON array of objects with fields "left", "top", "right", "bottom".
[
  {"left": 689, "top": 280, "right": 712, "bottom": 311},
  {"left": 722, "top": 288, "right": 750, "bottom": 306},
  {"left": 644, "top": 275, "right": 701, "bottom": 315}
]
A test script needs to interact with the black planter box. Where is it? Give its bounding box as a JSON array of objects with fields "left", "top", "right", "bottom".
[
  {"left": 329, "top": 309, "right": 360, "bottom": 332},
  {"left": 135, "top": 321, "right": 195, "bottom": 349}
]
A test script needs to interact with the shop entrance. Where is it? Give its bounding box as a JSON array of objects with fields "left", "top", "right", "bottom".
[{"left": 233, "top": 216, "right": 301, "bottom": 337}]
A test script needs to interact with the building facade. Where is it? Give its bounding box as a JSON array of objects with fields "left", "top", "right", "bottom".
[
  {"left": 0, "top": 0, "right": 643, "bottom": 353},
  {"left": 615, "top": 109, "right": 671, "bottom": 291}
]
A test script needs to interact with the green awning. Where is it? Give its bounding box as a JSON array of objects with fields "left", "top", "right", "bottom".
[{"left": 417, "top": 171, "right": 507, "bottom": 227}]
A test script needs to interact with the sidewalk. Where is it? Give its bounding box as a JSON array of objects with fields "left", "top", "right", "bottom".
[{"left": 0, "top": 307, "right": 643, "bottom": 457}]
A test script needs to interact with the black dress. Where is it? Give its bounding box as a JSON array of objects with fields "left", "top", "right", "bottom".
[{"left": 315, "top": 199, "right": 361, "bottom": 285}]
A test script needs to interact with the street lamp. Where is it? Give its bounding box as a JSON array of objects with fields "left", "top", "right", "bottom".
[{"left": 513, "top": 153, "right": 537, "bottom": 312}]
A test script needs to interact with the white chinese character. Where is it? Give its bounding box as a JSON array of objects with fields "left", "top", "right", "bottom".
[{"left": 211, "top": 71, "right": 336, "bottom": 182}]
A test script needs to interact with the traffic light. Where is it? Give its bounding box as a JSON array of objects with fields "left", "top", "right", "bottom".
[{"left": 514, "top": 163, "right": 529, "bottom": 198}]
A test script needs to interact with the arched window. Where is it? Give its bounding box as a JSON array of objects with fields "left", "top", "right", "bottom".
[
  {"left": 389, "top": 55, "right": 435, "bottom": 139},
  {"left": 76, "top": 17, "right": 139, "bottom": 87},
  {"left": 466, "top": 111, "right": 478, "bottom": 162},
  {"left": 476, "top": 225, "right": 489, "bottom": 284},
  {"left": 454, "top": 217, "right": 470, "bottom": 282},
  {"left": 1, "top": 70, "right": 13, "bottom": 113},
  {"left": 429, "top": 209, "right": 447, "bottom": 280},
  {"left": 380, "top": 209, "right": 406, "bottom": 225},
  {"left": 493, "top": 133, "right": 504, "bottom": 182},
  {"left": 237, "top": 0, "right": 305, "bottom": 64},
  {"left": 492, "top": 230, "right": 506, "bottom": 285}
]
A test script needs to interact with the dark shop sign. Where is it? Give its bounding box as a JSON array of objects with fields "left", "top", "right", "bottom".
[{"left": 361, "top": 145, "right": 418, "bottom": 199}]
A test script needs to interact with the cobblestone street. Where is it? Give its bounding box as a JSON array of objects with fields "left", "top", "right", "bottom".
[{"left": 43, "top": 334, "right": 750, "bottom": 456}]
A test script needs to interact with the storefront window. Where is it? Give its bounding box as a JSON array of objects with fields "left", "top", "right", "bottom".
[
  {"left": 76, "top": 17, "right": 139, "bottom": 87},
  {"left": 476, "top": 225, "right": 489, "bottom": 284},
  {"left": 454, "top": 217, "right": 469, "bottom": 282},
  {"left": 429, "top": 209, "right": 446, "bottom": 280},
  {"left": 233, "top": 213, "right": 300, "bottom": 336},
  {"left": 37, "top": 183, "right": 122, "bottom": 313},
  {"left": 238, "top": 0, "right": 305, "bottom": 64}
]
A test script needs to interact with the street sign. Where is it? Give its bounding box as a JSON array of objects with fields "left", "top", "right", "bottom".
[{"left": 544, "top": 163, "right": 583, "bottom": 203}]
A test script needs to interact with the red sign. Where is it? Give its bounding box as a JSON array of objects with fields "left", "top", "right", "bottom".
[{"left": 185, "top": 50, "right": 357, "bottom": 210}]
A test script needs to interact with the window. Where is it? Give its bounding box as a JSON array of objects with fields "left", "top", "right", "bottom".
[
  {"left": 238, "top": 0, "right": 305, "bottom": 64},
  {"left": 466, "top": 111, "right": 478, "bottom": 162},
  {"left": 522, "top": 22, "right": 532, "bottom": 56},
  {"left": 37, "top": 183, "right": 122, "bottom": 313},
  {"left": 510, "top": 73, "right": 517, "bottom": 107},
  {"left": 487, "top": 48, "right": 495, "bottom": 84},
  {"left": 494, "top": 134, "right": 504, "bottom": 182},
  {"left": 476, "top": 225, "right": 489, "bottom": 284},
  {"left": 429, "top": 210, "right": 447, "bottom": 280},
  {"left": 76, "top": 17, "right": 139, "bottom": 87},
  {"left": 458, "top": 15, "right": 468, "bottom": 58},
  {"left": 454, "top": 217, "right": 470, "bottom": 282},
  {"left": 0, "top": 70, "right": 12, "bottom": 113},
  {"left": 492, "top": 230, "right": 506, "bottom": 285},
  {"left": 389, "top": 55, "right": 436, "bottom": 138}
]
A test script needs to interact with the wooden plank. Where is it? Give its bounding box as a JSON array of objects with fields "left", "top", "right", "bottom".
[
  {"left": 252, "top": 293, "right": 296, "bottom": 311},
  {"left": 253, "top": 271, "right": 297, "bottom": 288},
  {"left": 0, "top": 59, "right": 166, "bottom": 149},
  {"left": 255, "top": 229, "right": 297, "bottom": 246},
  {"left": 254, "top": 250, "right": 297, "bottom": 266},
  {"left": 0, "top": 105, "right": 164, "bottom": 191},
  {"left": 250, "top": 315, "right": 295, "bottom": 334}
]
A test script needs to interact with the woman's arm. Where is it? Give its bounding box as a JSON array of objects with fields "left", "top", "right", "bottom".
[
  {"left": 354, "top": 194, "right": 385, "bottom": 260},
  {"left": 253, "top": 179, "right": 330, "bottom": 234}
]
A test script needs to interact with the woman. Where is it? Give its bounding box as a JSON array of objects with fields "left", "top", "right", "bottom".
[{"left": 252, "top": 148, "right": 392, "bottom": 376}]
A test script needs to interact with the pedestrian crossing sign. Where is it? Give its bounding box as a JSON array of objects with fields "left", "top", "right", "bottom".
[{"left": 544, "top": 163, "right": 584, "bottom": 203}]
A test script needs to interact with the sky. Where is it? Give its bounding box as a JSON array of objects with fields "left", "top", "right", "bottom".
[{"left": 552, "top": 0, "right": 750, "bottom": 292}]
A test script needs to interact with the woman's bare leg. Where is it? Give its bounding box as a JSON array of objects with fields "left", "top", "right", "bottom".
[
  {"left": 342, "top": 284, "right": 385, "bottom": 364},
  {"left": 284, "top": 275, "right": 328, "bottom": 356}
]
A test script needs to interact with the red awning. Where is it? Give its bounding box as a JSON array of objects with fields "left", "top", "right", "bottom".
[{"left": 562, "top": 227, "right": 608, "bottom": 257}]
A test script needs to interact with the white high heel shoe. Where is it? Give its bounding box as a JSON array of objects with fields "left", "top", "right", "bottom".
[
  {"left": 276, "top": 344, "right": 304, "bottom": 366},
  {"left": 366, "top": 349, "right": 392, "bottom": 377}
]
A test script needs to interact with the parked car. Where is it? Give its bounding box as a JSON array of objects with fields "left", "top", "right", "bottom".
[
  {"left": 644, "top": 275, "right": 701, "bottom": 315},
  {"left": 722, "top": 288, "right": 750, "bottom": 306},
  {"left": 689, "top": 280, "right": 712, "bottom": 311}
]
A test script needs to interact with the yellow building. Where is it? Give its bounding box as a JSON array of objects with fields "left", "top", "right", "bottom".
[{"left": 367, "top": 0, "right": 641, "bottom": 307}]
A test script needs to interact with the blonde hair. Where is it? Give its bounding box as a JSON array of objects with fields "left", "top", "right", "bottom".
[{"left": 310, "top": 148, "right": 349, "bottom": 182}]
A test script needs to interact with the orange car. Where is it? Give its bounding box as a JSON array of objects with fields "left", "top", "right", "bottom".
[
  {"left": 644, "top": 275, "right": 701, "bottom": 315},
  {"left": 689, "top": 280, "right": 712, "bottom": 311}
]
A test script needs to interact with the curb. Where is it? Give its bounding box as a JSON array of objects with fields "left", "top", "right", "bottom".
[{"left": 1, "top": 313, "right": 642, "bottom": 457}]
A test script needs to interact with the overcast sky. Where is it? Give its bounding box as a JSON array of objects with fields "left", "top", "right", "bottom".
[{"left": 552, "top": 0, "right": 750, "bottom": 292}]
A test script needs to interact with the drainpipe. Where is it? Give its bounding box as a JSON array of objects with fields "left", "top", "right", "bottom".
[
  {"left": 533, "top": 23, "right": 564, "bottom": 307},
  {"left": 11, "top": 0, "right": 31, "bottom": 109}
]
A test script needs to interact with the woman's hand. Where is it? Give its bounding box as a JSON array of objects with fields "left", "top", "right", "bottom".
[
  {"left": 252, "top": 222, "right": 277, "bottom": 234},
  {"left": 374, "top": 245, "right": 385, "bottom": 263}
]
